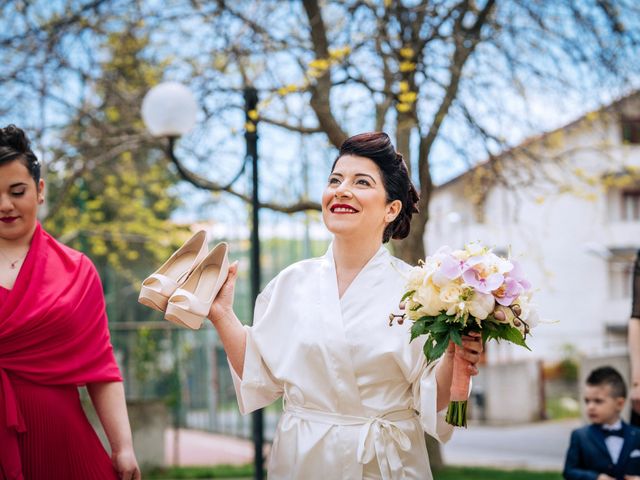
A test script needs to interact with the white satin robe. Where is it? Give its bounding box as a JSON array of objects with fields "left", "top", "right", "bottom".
[{"left": 230, "top": 244, "right": 453, "bottom": 479}]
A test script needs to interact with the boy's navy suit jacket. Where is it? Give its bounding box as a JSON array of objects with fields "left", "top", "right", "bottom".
[{"left": 563, "top": 421, "right": 640, "bottom": 480}]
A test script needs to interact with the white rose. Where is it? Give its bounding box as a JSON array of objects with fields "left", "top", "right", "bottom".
[
  {"left": 467, "top": 291, "right": 495, "bottom": 320},
  {"left": 439, "top": 282, "right": 463, "bottom": 304},
  {"left": 414, "top": 281, "right": 447, "bottom": 316},
  {"left": 446, "top": 301, "right": 467, "bottom": 318},
  {"left": 406, "top": 266, "right": 426, "bottom": 292}
]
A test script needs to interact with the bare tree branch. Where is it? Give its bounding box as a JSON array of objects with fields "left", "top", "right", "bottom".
[
  {"left": 166, "top": 140, "right": 321, "bottom": 213},
  {"left": 258, "top": 116, "right": 324, "bottom": 134},
  {"left": 302, "top": 0, "right": 348, "bottom": 147}
]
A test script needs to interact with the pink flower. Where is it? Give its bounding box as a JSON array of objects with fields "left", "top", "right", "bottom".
[
  {"left": 508, "top": 261, "right": 531, "bottom": 290},
  {"left": 462, "top": 268, "right": 504, "bottom": 294},
  {"left": 494, "top": 261, "right": 531, "bottom": 306},
  {"left": 494, "top": 277, "right": 523, "bottom": 306},
  {"left": 432, "top": 254, "right": 470, "bottom": 285}
]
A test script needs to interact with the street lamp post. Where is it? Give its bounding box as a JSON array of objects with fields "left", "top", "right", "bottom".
[
  {"left": 142, "top": 82, "right": 264, "bottom": 479},
  {"left": 243, "top": 86, "right": 265, "bottom": 480}
]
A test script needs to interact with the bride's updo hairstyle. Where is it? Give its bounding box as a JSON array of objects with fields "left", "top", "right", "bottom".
[
  {"left": 332, "top": 132, "right": 420, "bottom": 243},
  {"left": 0, "top": 124, "right": 41, "bottom": 184}
]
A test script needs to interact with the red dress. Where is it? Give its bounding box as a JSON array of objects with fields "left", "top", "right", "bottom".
[
  {"left": 0, "top": 225, "right": 121, "bottom": 480},
  {"left": 10, "top": 375, "right": 117, "bottom": 479}
]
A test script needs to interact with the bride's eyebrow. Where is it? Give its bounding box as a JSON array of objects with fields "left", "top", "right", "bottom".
[
  {"left": 10, "top": 182, "right": 28, "bottom": 188},
  {"left": 354, "top": 173, "right": 377, "bottom": 184}
]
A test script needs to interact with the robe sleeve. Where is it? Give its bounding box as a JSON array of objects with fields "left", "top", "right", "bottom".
[
  {"left": 229, "top": 284, "right": 284, "bottom": 415},
  {"left": 409, "top": 352, "right": 454, "bottom": 444}
]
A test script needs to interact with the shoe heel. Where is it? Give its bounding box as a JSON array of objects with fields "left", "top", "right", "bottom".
[
  {"left": 138, "top": 287, "right": 169, "bottom": 312},
  {"left": 165, "top": 303, "right": 205, "bottom": 330}
]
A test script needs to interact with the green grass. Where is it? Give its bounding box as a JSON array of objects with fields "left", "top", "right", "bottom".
[
  {"left": 145, "top": 465, "right": 563, "bottom": 480},
  {"left": 145, "top": 464, "right": 255, "bottom": 479},
  {"left": 433, "top": 466, "right": 563, "bottom": 479}
]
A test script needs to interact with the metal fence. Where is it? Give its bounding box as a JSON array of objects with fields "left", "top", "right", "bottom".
[{"left": 103, "top": 230, "right": 329, "bottom": 441}]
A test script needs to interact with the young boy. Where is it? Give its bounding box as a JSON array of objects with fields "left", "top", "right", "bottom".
[{"left": 564, "top": 366, "right": 640, "bottom": 480}]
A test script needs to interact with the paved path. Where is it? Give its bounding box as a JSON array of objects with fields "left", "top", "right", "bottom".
[
  {"left": 164, "top": 429, "right": 258, "bottom": 466},
  {"left": 165, "top": 418, "right": 581, "bottom": 470},
  {"left": 442, "top": 418, "right": 581, "bottom": 471}
]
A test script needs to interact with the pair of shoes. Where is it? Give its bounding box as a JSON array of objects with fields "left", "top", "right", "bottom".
[{"left": 138, "top": 230, "right": 229, "bottom": 330}]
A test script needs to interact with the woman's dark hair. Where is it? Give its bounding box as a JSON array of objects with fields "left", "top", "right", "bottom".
[
  {"left": 0, "top": 124, "right": 40, "bottom": 184},
  {"left": 332, "top": 132, "right": 419, "bottom": 243}
]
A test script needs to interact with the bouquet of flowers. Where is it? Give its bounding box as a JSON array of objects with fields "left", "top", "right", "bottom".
[{"left": 394, "top": 242, "right": 538, "bottom": 427}]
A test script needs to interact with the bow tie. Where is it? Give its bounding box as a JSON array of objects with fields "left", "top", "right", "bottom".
[{"left": 601, "top": 427, "right": 624, "bottom": 438}]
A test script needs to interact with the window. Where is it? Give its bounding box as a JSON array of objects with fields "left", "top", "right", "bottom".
[
  {"left": 608, "top": 260, "right": 634, "bottom": 300},
  {"left": 621, "top": 190, "right": 640, "bottom": 221},
  {"left": 621, "top": 116, "right": 640, "bottom": 144}
]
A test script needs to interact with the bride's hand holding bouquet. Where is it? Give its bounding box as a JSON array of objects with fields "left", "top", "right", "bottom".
[
  {"left": 394, "top": 242, "right": 539, "bottom": 427},
  {"left": 434, "top": 330, "right": 483, "bottom": 417}
]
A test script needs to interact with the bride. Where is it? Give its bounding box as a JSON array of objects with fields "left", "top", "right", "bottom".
[{"left": 208, "top": 132, "right": 483, "bottom": 479}]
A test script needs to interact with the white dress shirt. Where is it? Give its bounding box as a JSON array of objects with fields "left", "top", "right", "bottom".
[{"left": 602, "top": 420, "right": 624, "bottom": 464}]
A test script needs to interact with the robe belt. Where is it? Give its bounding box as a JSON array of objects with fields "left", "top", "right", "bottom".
[
  {"left": 285, "top": 404, "right": 416, "bottom": 480},
  {"left": 0, "top": 367, "right": 26, "bottom": 480}
]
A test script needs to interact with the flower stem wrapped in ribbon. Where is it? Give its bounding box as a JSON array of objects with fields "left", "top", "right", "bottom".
[{"left": 395, "top": 243, "right": 539, "bottom": 427}]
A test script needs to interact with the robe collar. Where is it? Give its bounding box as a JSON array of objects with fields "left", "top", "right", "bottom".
[
  {"left": 316, "top": 242, "right": 391, "bottom": 414},
  {"left": 323, "top": 242, "right": 390, "bottom": 301}
]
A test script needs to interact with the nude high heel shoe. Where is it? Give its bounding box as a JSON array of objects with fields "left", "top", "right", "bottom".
[
  {"left": 164, "top": 242, "right": 229, "bottom": 330},
  {"left": 138, "top": 230, "right": 208, "bottom": 312}
]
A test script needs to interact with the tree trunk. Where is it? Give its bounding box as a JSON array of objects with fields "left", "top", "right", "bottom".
[
  {"left": 391, "top": 129, "right": 440, "bottom": 467},
  {"left": 392, "top": 110, "right": 426, "bottom": 265},
  {"left": 425, "top": 433, "right": 444, "bottom": 471},
  {"left": 391, "top": 201, "right": 443, "bottom": 472},
  {"left": 392, "top": 215, "right": 426, "bottom": 264},
  {"left": 392, "top": 166, "right": 430, "bottom": 264}
]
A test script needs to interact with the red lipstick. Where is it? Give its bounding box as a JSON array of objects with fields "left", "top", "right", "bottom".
[{"left": 330, "top": 204, "right": 359, "bottom": 213}]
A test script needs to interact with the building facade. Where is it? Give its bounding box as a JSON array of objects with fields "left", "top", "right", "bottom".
[{"left": 426, "top": 93, "right": 640, "bottom": 364}]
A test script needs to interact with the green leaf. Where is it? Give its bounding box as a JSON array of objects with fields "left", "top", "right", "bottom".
[
  {"left": 449, "top": 328, "right": 462, "bottom": 346},
  {"left": 424, "top": 332, "right": 451, "bottom": 363},
  {"left": 410, "top": 320, "right": 428, "bottom": 342},
  {"left": 427, "top": 319, "right": 451, "bottom": 334},
  {"left": 481, "top": 322, "right": 530, "bottom": 350},
  {"left": 401, "top": 290, "right": 415, "bottom": 302},
  {"left": 501, "top": 326, "right": 531, "bottom": 350}
]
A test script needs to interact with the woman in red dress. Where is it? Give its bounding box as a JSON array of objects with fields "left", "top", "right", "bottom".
[{"left": 0, "top": 125, "right": 140, "bottom": 480}]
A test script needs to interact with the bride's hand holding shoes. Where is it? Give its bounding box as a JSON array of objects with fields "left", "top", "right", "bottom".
[
  {"left": 207, "top": 261, "right": 247, "bottom": 376},
  {"left": 208, "top": 260, "right": 239, "bottom": 326}
]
